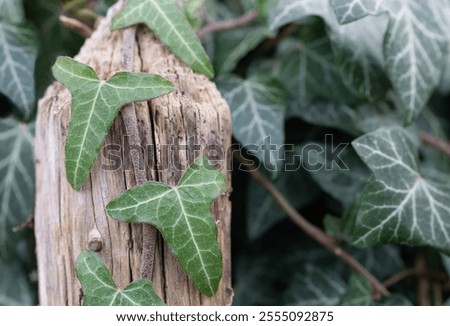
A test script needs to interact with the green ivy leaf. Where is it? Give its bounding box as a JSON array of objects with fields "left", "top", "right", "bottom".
[
  {"left": 351, "top": 127, "right": 450, "bottom": 252},
  {"left": 52, "top": 56, "right": 173, "bottom": 190},
  {"left": 330, "top": 0, "right": 449, "bottom": 124},
  {"left": 0, "top": 0, "right": 25, "bottom": 23},
  {"left": 279, "top": 35, "right": 360, "bottom": 107},
  {"left": 289, "top": 101, "right": 359, "bottom": 135},
  {"left": 339, "top": 273, "right": 372, "bottom": 306},
  {"left": 247, "top": 152, "right": 319, "bottom": 239},
  {"left": 378, "top": 294, "right": 413, "bottom": 306},
  {"left": 0, "top": 117, "right": 34, "bottom": 259},
  {"left": 330, "top": 0, "right": 384, "bottom": 24},
  {"left": 214, "top": 25, "right": 272, "bottom": 74},
  {"left": 0, "top": 22, "right": 38, "bottom": 120},
  {"left": 76, "top": 251, "right": 164, "bottom": 306},
  {"left": 285, "top": 264, "right": 347, "bottom": 305},
  {"left": 111, "top": 0, "right": 214, "bottom": 78},
  {"left": 269, "top": 0, "right": 391, "bottom": 106},
  {"left": 217, "top": 74, "right": 285, "bottom": 170},
  {"left": 302, "top": 144, "right": 370, "bottom": 208},
  {"left": 0, "top": 259, "right": 34, "bottom": 305},
  {"left": 107, "top": 157, "right": 225, "bottom": 296}
]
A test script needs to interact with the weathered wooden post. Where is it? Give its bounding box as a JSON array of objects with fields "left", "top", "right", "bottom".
[{"left": 35, "top": 4, "right": 232, "bottom": 305}]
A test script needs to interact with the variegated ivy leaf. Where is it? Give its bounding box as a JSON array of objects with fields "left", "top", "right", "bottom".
[
  {"left": 269, "top": 0, "right": 388, "bottom": 66},
  {"left": 330, "top": 0, "right": 385, "bottom": 24},
  {"left": 285, "top": 264, "right": 347, "bottom": 305},
  {"left": 247, "top": 151, "right": 319, "bottom": 239},
  {"left": 76, "top": 251, "right": 164, "bottom": 306},
  {"left": 0, "top": 22, "right": 38, "bottom": 120},
  {"left": 0, "top": 259, "right": 34, "bottom": 305},
  {"left": 215, "top": 25, "right": 273, "bottom": 74},
  {"left": 0, "top": 0, "right": 25, "bottom": 23},
  {"left": 351, "top": 127, "right": 450, "bottom": 252},
  {"left": 271, "top": 0, "right": 389, "bottom": 106},
  {"left": 107, "top": 157, "right": 225, "bottom": 296},
  {"left": 0, "top": 118, "right": 34, "bottom": 259},
  {"left": 111, "top": 0, "right": 214, "bottom": 78},
  {"left": 217, "top": 74, "right": 285, "bottom": 170},
  {"left": 52, "top": 56, "right": 173, "bottom": 190},
  {"left": 302, "top": 143, "right": 370, "bottom": 209},
  {"left": 339, "top": 273, "right": 372, "bottom": 306},
  {"left": 330, "top": 0, "right": 449, "bottom": 124}
]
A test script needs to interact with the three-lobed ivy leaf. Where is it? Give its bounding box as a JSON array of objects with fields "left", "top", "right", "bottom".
[
  {"left": 0, "top": 117, "right": 34, "bottom": 259},
  {"left": 330, "top": 0, "right": 449, "bottom": 124},
  {"left": 217, "top": 74, "right": 285, "bottom": 170},
  {"left": 111, "top": 0, "right": 214, "bottom": 78},
  {"left": 76, "top": 251, "right": 164, "bottom": 306},
  {"left": 0, "top": 22, "right": 38, "bottom": 120},
  {"left": 106, "top": 157, "right": 225, "bottom": 296},
  {"left": 351, "top": 127, "right": 450, "bottom": 252},
  {"left": 52, "top": 56, "right": 173, "bottom": 190}
]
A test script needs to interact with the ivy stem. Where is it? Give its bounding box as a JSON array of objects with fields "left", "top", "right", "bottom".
[
  {"left": 235, "top": 153, "right": 390, "bottom": 297},
  {"left": 420, "top": 131, "right": 450, "bottom": 158},
  {"left": 416, "top": 252, "right": 431, "bottom": 305},
  {"left": 59, "top": 15, "right": 93, "bottom": 38},
  {"left": 198, "top": 9, "right": 259, "bottom": 39},
  {"left": 118, "top": 0, "right": 157, "bottom": 280}
]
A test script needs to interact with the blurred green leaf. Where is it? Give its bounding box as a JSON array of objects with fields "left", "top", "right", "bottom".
[
  {"left": 302, "top": 144, "right": 369, "bottom": 208},
  {"left": 214, "top": 25, "right": 272, "bottom": 74},
  {"left": 330, "top": 0, "right": 449, "bottom": 125},
  {"left": 285, "top": 264, "right": 346, "bottom": 305},
  {"left": 0, "top": 259, "right": 34, "bottom": 305},
  {"left": 217, "top": 74, "right": 285, "bottom": 170},
  {"left": 0, "top": 117, "right": 34, "bottom": 260},
  {"left": 0, "top": 0, "right": 25, "bottom": 24},
  {"left": 339, "top": 273, "right": 372, "bottom": 306},
  {"left": 0, "top": 22, "right": 38, "bottom": 120},
  {"left": 246, "top": 151, "right": 319, "bottom": 239}
]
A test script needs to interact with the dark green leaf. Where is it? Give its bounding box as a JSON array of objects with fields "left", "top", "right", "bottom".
[
  {"left": 214, "top": 25, "right": 272, "bottom": 74},
  {"left": 76, "top": 251, "right": 164, "bottom": 306},
  {"left": 0, "top": 259, "right": 34, "bottom": 305},
  {"left": 351, "top": 127, "right": 450, "bottom": 252},
  {"left": 111, "top": 0, "right": 214, "bottom": 78},
  {"left": 107, "top": 157, "right": 225, "bottom": 296},
  {"left": 0, "top": 22, "right": 38, "bottom": 120},
  {"left": 52, "top": 56, "right": 173, "bottom": 190},
  {"left": 339, "top": 273, "right": 372, "bottom": 306},
  {"left": 302, "top": 143, "right": 370, "bottom": 208},
  {"left": 0, "top": 0, "right": 25, "bottom": 23},
  {"left": 0, "top": 117, "right": 34, "bottom": 259},
  {"left": 331, "top": 0, "right": 449, "bottom": 124},
  {"left": 217, "top": 74, "right": 285, "bottom": 169},
  {"left": 378, "top": 294, "right": 413, "bottom": 306},
  {"left": 285, "top": 264, "right": 346, "bottom": 305},
  {"left": 246, "top": 152, "right": 319, "bottom": 239}
]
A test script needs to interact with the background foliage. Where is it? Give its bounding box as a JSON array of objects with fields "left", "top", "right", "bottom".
[{"left": 1, "top": 0, "right": 450, "bottom": 306}]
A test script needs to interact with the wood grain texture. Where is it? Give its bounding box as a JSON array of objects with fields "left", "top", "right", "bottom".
[{"left": 34, "top": 4, "right": 232, "bottom": 306}]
